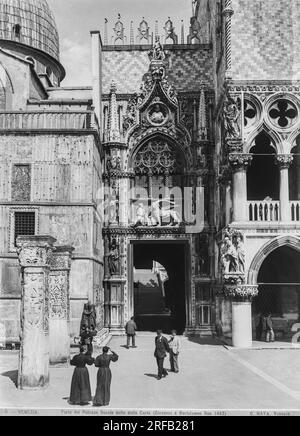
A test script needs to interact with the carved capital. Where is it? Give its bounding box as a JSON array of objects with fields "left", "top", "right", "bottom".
[
  {"left": 229, "top": 153, "right": 253, "bottom": 171},
  {"left": 275, "top": 154, "right": 294, "bottom": 169},
  {"left": 227, "top": 139, "right": 244, "bottom": 153},
  {"left": 221, "top": 285, "right": 259, "bottom": 302},
  {"left": 50, "top": 246, "right": 74, "bottom": 271},
  {"left": 17, "top": 236, "right": 56, "bottom": 269}
]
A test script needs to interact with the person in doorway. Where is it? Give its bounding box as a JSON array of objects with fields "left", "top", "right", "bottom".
[
  {"left": 93, "top": 346, "right": 119, "bottom": 407},
  {"left": 69, "top": 346, "right": 94, "bottom": 406},
  {"left": 266, "top": 313, "right": 275, "bottom": 343},
  {"left": 154, "top": 330, "right": 170, "bottom": 380},
  {"left": 169, "top": 330, "right": 180, "bottom": 373},
  {"left": 125, "top": 316, "right": 138, "bottom": 349}
]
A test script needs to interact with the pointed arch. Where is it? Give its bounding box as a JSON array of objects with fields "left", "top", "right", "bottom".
[
  {"left": 127, "top": 131, "right": 193, "bottom": 173},
  {"left": 244, "top": 123, "right": 283, "bottom": 154},
  {"left": 248, "top": 236, "right": 300, "bottom": 285}
]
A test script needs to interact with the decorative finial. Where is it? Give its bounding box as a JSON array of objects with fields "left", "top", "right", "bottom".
[
  {"left": 181, "top": 20, "right": 185, "bottom": 44},
  {"left": 104, "top": 18, "right": 108, "bottom": 45},
  {"left": 130, "top": 21, "right": 134, "bottom": 45}
]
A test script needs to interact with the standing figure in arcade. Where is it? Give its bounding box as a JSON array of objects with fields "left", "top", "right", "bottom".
[{"left": 93, "top": 347, "right": 119, "bottom": 407}]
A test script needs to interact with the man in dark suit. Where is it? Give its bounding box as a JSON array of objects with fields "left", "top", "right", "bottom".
[{"left": 154, "top": 330, "right": 170, "bottom": 380}]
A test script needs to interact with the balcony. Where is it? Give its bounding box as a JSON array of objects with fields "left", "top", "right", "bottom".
[
  {"left": 248, "top": 201, "right": 300, "bottom": 222},
  {"left": 0, "top": 111, "right": 100, "bottom": 132}
]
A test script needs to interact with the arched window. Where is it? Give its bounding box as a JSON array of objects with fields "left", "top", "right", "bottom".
[
  {"left": 13, "top": 24, "right": 21, "bottom": 39},
  {"left": 247, "top": 132, "right": 279, "bottom": 201}
]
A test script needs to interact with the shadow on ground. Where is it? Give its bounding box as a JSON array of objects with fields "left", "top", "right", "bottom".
[
  {"left": 1, "top": 370, "right": 18, "bottom": 387},
  {"left": 187, "top": 337, "right": 225, "bottom": 346}
]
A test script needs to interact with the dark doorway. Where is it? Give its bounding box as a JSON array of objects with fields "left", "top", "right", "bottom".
[
  {"left": 253, "top": 246, "right": 300, "bottom": 340},
  {"left": 133, "top": 242, "right": 187, "bottom": 334}
]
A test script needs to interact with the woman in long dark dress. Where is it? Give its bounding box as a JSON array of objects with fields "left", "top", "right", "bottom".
[
  {"left": 93, "top": 346, "right": 119, "bottom": 407},
  {"left": 69, "top": 347, "right": 94, "bottom": 406}
]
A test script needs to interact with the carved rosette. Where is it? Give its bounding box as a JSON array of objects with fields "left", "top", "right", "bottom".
[
  {"left": 229, "top": 154, "right": 253, "bottom": 171},
  {"left": 275, "top": 154, "right": 294, "bottom": 169}
]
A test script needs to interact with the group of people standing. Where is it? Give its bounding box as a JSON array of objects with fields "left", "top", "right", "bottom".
[
  {"left": 69, "top": 345, "right": 119, "bottom": 407},
  {"left": 69, "top": 317, "right": 181, "bottom": 407},
  {"left": 126, "top": 317, "right": 181, "bottom": 379}
]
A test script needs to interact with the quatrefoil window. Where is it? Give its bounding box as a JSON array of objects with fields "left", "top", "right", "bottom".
[
  {"left": 269, "top": 99, "right": 298, "bottom": 129},
  {"left": 244, "top": 100, "right": 257, "bottom": 129}
]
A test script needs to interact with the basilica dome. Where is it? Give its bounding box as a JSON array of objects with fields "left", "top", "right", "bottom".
[{"left": 0, "top": 0, "right": 65, "bottom": 83}]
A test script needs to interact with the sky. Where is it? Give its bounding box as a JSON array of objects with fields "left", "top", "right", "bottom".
[{"left": 47, "top": 0, "right": 192, "bottom": 87}]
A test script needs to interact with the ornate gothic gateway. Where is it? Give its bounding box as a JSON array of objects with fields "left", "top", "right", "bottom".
[{"left": 102, "top": 41, "right": 214, "bottom": 335}]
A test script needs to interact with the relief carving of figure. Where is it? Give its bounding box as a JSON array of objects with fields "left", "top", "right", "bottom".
[
  {"left": 149, "top": 104, "right": 166, "bottom": 125},
  {"left": 224, "top": 96, "right": 241, "bottom": 140}
]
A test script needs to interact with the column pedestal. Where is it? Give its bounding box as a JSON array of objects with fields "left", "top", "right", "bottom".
[
  {"left": 232, "top": 301, "right": 252, "bottom": 348},
  {"left": 49, "top": 246, "right": 74, "bottom": 366},
  {"left": 17, "top": 236, "right": 56, "bottom": 390}
]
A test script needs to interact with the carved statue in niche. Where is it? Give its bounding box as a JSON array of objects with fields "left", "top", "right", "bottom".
[
  {"left": 224, "top": 96, "right": 241, "bottom": 140},
  {"left": 108, "top": 238, "right": 120, "bottom": 275},
  {"left": 197, "top": 235, "right": 210, "bottom": 276}
]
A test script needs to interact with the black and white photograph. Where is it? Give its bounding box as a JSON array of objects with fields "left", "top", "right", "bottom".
[{"left": 0, "top": 0, "right": 300, "bottom": 420}]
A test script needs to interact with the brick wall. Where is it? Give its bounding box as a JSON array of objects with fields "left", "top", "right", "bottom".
[
  {"left": 102, "top": 46, "right": 213, "bottom": 94},
  {"left": 231, "top": 0, "right": 300, "bottom": 81}
]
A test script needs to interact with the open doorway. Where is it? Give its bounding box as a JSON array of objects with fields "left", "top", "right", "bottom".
[
  {"left": 253, "top": 246, "right": 300, "bottom": 340},
  {"left": 131, "top": 242, "right": 188, "bottom": 334}
]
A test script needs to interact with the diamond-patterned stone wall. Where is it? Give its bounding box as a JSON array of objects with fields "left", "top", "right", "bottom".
[
  {"left": 102, "top": 46, "right": 213, "bottom": 94},
  {"left": 231, "top": 0, "right": 300, "bottom": 81}
]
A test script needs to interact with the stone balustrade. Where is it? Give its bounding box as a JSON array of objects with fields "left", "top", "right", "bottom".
[{"left": 248, "top": 201, "right": 280, "bottom": 222}]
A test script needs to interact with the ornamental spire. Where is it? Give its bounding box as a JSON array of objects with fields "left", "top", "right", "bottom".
[
  {"left": 198, "top": 87, "right": 208, "bottom": 141},
  {"left": 108, "top": 82, "right": 121, "bottom": 142}
]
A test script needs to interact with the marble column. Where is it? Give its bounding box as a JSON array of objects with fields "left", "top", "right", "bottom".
[
  {"left": 224, "top": 285, "right": 258, "bottom": 348},
  {"left": 276, "top": 155, "right": 294, "bottom": 222},
  {"left": 49, "top": 246, "right": 74, "bottom": 366},
  {"left": 229, "top": 154, "right": 253, "bottom": 222},
  {"left": 232, "top": 301, "right": 252, "bottom": 348},
  {"left": 16, "top": 236, "right": 56, "bottom": 390}
]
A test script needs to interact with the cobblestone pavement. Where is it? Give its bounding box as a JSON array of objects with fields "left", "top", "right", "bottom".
[{"left": 1, "top": 335, "right": 300, "bottom": 411}]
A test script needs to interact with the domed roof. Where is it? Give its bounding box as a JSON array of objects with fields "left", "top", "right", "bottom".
[{"left": 0, "top": 0, "right": 60, "bottom": 61}]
